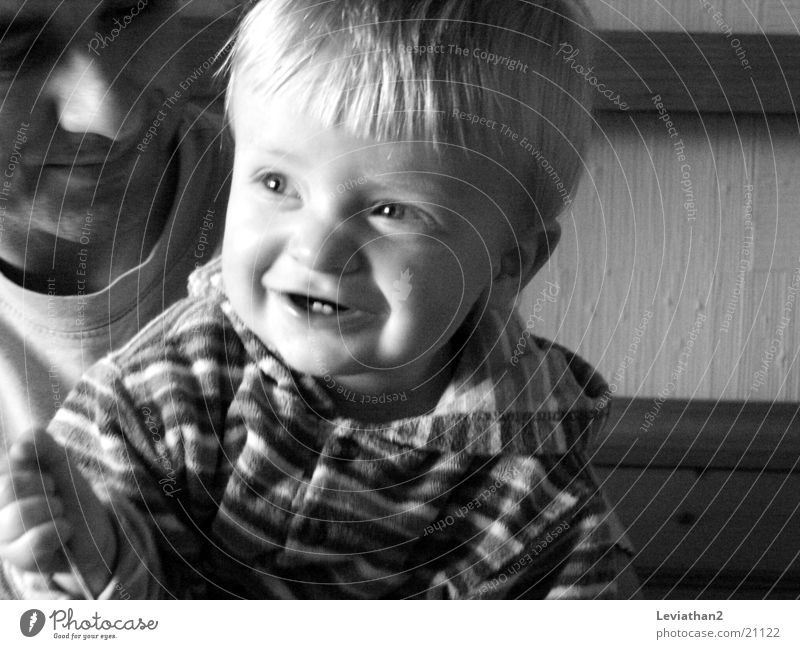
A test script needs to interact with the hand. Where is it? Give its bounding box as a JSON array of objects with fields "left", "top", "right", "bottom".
[{"left": 0, "top": 428, "right": 118, "bottom": 597}]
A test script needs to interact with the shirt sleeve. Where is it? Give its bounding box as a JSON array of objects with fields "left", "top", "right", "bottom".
[
  {"left": 4, "top": 356, "right": 217, "bottom": 599},
  {"left": 2, "top": 495, "right": 161, "bottom": 600}
]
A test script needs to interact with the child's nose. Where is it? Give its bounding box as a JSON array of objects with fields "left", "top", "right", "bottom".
[{"left": 287, "top": 216, "right": 363, "bottom": 275}]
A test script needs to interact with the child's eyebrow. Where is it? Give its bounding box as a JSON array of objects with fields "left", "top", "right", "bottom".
[
  {"left": 258, "top": 149, "right": 306, "bottom": 165},
  {"left": 365, "top": 172, "right": 459, "bottom": 203}
]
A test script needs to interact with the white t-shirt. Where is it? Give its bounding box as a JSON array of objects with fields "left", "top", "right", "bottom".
[{"left": 0, "top": 105, "right": 230, "bottom": 441}]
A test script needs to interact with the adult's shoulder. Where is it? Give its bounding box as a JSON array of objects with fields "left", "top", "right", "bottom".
[
  {"left": 109, "top": 266, "right": 239, "bottom": 377},
  {"left": 179, "top": 101, "right": 228, "bottom": 146},
  {"left": 173, "top": 101, "right": 232, "bottom": 183}
]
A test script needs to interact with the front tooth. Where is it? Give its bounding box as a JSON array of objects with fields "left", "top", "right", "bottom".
[{"left": 310, "top": 300, "right": 335, "bottom": 315}]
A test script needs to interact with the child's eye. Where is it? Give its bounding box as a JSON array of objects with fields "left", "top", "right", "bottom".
[
  {"left": 369, "top": 201, "right": 439, "bottom": 231},
  {"left": 262, "top": 172, "right": 288, "bottom": 194},
  {"left": 372, "top": 203, "right": 413, "bottom": 220}
]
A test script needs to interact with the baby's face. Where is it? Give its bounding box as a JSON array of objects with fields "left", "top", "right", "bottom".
[{"left": 223, "top": 90, "right": 528, "bottom": 392}]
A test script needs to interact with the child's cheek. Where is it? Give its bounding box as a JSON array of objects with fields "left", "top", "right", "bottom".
[{"left": 395, "top": 270, "right": 459, "bottom": 338}]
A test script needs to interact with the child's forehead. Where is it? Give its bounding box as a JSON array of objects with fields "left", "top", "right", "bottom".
[
  {"left": 229, "top": 56, "right": 519, "bottom": 153},
  {"left": 233, "top": 84, "right": 518, "bottom": 168}
]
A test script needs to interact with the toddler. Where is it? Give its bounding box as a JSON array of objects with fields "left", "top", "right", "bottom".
[{"left": 0, "top": 0, "right": 635, "bottom": 598}]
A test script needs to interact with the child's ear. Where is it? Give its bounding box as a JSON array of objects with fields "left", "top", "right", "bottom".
[{"left": 487, "top": 219, "right": 561, "bottom": 309}]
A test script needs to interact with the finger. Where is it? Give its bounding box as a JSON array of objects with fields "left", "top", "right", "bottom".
[
  {"left": 8, "top": 435, "right": 41, "bottom": 465},
  {"left": 19, "top": 430, "right": 86, "bottom": 504},
  {"left": 6, "top": 439, "right": 48, "bottom": 478},
  {"left": 0, "top": 518, "right": 72, "bottom": 574},
  {"left": 8, "top": 430, "right": 79, "bottom": 506},
  {"left": 0, "top": 495, "right": 64, "bottom": 544},
  {"left": 10, "top": 428, "right": 63, "bottom": 469},
  {"left": 0, "top": 471, "right": 56, "bottom": 506}
]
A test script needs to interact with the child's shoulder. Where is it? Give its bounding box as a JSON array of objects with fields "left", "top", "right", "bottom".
[
  {"left": 398, "top": 312, "right": 611, "bottom": 458},
  {"left": 531, "top": 335, "right": 609, "bottom": 406},
  {"left": 460, "top": 311, "right": 609, "bottom": 417},
  {"left": 108, "top": 258, "right": 240, "bottom": 371}
]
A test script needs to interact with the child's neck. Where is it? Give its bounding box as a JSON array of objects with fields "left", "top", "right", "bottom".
[{"left": 323, "top": 347, "right": 456, "bottom": 423}]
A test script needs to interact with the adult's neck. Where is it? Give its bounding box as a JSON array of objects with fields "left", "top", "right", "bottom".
[{"left": 0, "top": 153, "right": 179, "bottom": 295}]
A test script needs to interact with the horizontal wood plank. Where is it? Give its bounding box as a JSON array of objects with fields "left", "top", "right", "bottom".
[
  {"left": 592, "top": 0, "right": 800, "bottom": 35},
  {"left": 595, "top": 467, "right": 800, "bottom": 598},
  {"left": 591, "top": 398, "right": 800, "bottom": 472},
  {"left": 178, "top": 9, "right": 800, "bottom": 114},
  {"left": 593, "top": 31, "right": 800, "bottom": 113}
]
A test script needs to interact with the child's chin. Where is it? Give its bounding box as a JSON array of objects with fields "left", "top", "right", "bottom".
[{"left": 277, "top": 346, "right": 358, "bottom": 378}]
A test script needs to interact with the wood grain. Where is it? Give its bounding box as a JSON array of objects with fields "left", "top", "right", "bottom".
[
  {"left": 592, "top": 0, "right": 800, "bottom": 35},
  {"left": 592, "top": 32, "right": 800, "bottom": 113},
  {"left": 595, "top": 465, "right": 800, "bottom": 598},
  {"left": 591, "top": 397, "right": 800, "bottom": 471},
  {"left": 524, "top": 111, "right": 800, "bottom": 401}
]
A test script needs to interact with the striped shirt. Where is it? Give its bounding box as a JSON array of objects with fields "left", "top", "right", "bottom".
[{"left": 10, "top": 259, "right": 633, "bottom": 599}]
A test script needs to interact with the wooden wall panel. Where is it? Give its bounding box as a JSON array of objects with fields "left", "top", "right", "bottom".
[
  {"left": 593, "top": 398, "right": 799, "bottom": 472},
  {"left": 592, "top": 0, "right": 800, "bottom": 34},
  {"left": 595, "top": 466, "right": 800, "bottom": 598},
  {"left": 181, "top": 0, "right": 800, "bottom": 33},
  {"left": 591, "top": 31, "right": 800, "bottom": 113},
  {"left": 524, "top": 111, "right": 799, "bottom": 401}
]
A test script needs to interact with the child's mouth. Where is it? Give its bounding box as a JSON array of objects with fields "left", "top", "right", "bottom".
[
  {"left": 272, "top": 288, "right": 377, "bottom": 331},
  {"left": 286, "top": 293, "right": 350, "bottom": 316}
]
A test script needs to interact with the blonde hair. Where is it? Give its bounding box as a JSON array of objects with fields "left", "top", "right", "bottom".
[{"left": 222, "top": 0, "right": 595, "bottom": 223}]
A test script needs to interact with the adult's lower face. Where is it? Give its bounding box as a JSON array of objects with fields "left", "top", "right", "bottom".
[{"left": 0, "top": 0, "right": 193, "bottom": 269}]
